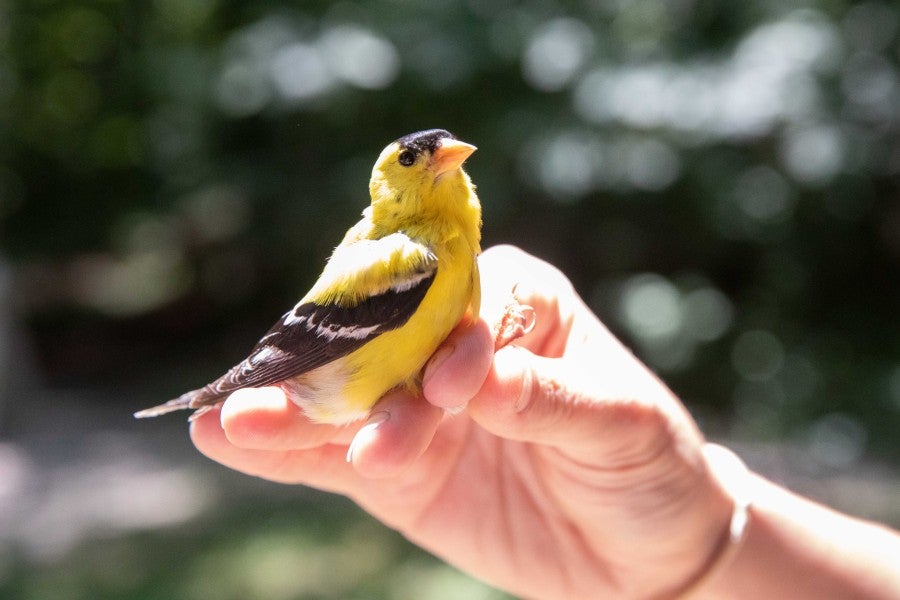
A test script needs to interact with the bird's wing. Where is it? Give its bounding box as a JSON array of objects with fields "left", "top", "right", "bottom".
[{"left": 195, "top": 232, "right": 438, "bottom": 398}]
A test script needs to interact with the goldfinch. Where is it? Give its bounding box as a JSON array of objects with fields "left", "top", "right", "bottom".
[{"left": 135, "top": 129, "right": 482, "bottom": 424}]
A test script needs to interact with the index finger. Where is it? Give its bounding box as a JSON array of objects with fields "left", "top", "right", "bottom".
[
  {"left": 477, "top": 245, "right": 577, "bottom": 357},
  {"left": 421, "top": 245, "right": 578, "bottom": 411}
]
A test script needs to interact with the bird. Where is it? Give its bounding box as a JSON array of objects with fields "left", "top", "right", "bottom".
[{"left": 135, "top": 129, "right": 483, "bottom": 424}]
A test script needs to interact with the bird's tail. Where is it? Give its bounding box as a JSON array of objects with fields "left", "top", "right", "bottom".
[{"left": 133, "top": 387, "right": 222, "bottom": 420}]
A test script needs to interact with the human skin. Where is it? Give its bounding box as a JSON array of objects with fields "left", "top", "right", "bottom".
[{"left": 189, "top": 245, "right": 900, "bottom": 599}]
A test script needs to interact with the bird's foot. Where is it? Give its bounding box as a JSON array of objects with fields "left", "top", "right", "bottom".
[{"left": 493, "top": 288, "right": 536, "bottom": 350}]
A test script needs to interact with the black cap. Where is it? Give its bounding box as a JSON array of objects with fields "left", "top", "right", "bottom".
[{"left": 395, "top": 129, "right": 455, "bottom": 155}]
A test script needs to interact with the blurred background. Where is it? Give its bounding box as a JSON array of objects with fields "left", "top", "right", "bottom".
[{"left": 1, "top": 0, "right": 899, "bottom": 597}]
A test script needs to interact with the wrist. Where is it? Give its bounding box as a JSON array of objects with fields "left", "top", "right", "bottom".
[
  {"left": 672, "top": 444, "right": 754, "bottom": 599},
  {"left": 694, "top": 471, "right": 900, "bottom": 600},
  {"left": 609, "top": 437, "right": 738, "bottom": 599}
]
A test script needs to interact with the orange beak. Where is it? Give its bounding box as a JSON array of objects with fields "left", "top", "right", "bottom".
[{"left": 431, "top": 138, "right": 477, "bottom": 175}]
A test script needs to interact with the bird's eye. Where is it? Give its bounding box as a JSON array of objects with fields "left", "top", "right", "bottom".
[{"left": 398, "top": 150, "right": 416, "bottom": 167}]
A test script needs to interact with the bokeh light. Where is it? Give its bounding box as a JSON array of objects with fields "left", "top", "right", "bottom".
[
  {"left": 521, "top": 18, "right": 593, "bottom": 92},
  {"left": 1, "top": 0, "right": 899, "bottom": 597}
]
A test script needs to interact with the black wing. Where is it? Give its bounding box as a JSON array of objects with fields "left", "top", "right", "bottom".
[
  {"left": 231, "top": 268, "right": 436, "bottom": 389},
  {"left": 134, "top": 268, "right": 435, "bottom": 417}
]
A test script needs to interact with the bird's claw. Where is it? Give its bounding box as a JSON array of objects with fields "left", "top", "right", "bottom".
[{"left": 493, "top": 296, "right": 536, "bottom": 350}]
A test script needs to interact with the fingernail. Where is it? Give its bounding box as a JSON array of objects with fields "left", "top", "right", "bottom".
[
  {"left": 514, "top": 364, "right": 536, "bottom": 413},
  {"left": 345, "top": 410, "right": 390, "bottom": 463},
  {"left": 422, "top": 344, "right": 455, "bottom": 386},
  {"left": 445, "top": 402, "right": 468, "bottom": 416},
  {"left": 495, "top": 347, "right": 535, "bottom": 413}
]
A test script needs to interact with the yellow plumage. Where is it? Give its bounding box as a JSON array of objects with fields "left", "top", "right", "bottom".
[{"left": 135, "top": 129, "right": 482, "bottom": 424}]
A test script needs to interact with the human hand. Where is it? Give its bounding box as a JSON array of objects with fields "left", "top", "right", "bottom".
[{"left": 190, "top": 245, "right": 733, "bottom": 599}]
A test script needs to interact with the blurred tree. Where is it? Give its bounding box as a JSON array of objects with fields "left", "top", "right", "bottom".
[{"left": 1, "top": 0, "right": 898, "bottom": 464}]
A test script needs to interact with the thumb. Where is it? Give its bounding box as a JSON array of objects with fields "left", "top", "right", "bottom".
[{"left": 467, "top": 345, "right": 676, "bottom": 466}]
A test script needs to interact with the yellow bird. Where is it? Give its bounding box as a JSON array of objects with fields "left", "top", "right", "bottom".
[{"left": 135, "top": 129, "right": 482, "bottom": 424}]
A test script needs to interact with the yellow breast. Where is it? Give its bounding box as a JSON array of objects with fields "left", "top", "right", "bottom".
[{"left": 339, "top": 235, "right": 478, "bottom": 412}]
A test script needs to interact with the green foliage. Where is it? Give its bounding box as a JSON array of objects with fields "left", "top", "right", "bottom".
[
  {"left": 4, "top": 0, "right": 900, "bottom": 448},
  {"left": 0, "top": 491, "right": 513, "bottom": 600}
]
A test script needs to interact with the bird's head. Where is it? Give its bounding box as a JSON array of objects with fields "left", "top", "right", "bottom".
[{"left": 369, "top": 129, "right": 477, "bottom": 220}]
